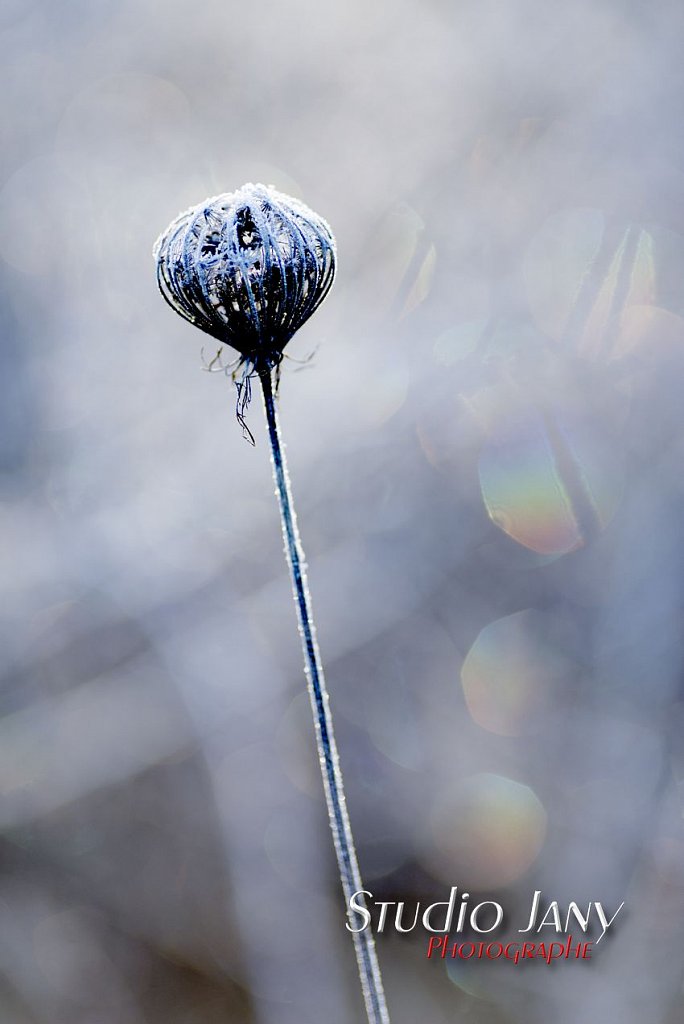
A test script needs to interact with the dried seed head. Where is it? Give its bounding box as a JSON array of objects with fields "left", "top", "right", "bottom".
[{"left": 154, "top": 183, "right": 336, "bottom": 368}]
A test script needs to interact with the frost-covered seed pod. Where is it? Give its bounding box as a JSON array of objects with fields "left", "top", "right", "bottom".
[{"left": 154, "top": 183, "right": 336, "bottom": 369}]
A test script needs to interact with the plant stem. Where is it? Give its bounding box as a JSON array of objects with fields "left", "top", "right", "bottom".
[{"left": 259, "top": 367, "right": 390, "bottom": 1024}]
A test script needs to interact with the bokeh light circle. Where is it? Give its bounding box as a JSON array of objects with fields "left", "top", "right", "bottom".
[
  {"left": 428, "top": 773, "right": 547, "bottom": 888},
  {"left": 524, "top": 208, "right": 656, "bottom": 359},
  {"left": 461, "top": 610, "right": 571, "bottom": 736},
  {"left": 479, "top": 407, "right": 623, "bottom": 555}
]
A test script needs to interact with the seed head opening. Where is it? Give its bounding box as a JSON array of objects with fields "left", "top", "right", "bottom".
[{"left": 154, "top": 183, "right": 336, "bottom": 371}]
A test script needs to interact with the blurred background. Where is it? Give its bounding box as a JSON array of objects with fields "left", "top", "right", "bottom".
[{"left": 2, "top": 1, "right": 684, "bottom": 1021}]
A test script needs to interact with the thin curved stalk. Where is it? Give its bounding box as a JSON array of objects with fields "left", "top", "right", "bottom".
[{"left": 259, "top": 367, "right": 390, "bottom": 1024}]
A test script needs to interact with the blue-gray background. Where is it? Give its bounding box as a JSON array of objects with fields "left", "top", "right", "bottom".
[{"left": 2, "top": 2, "right": 684, "bottom": 1022}]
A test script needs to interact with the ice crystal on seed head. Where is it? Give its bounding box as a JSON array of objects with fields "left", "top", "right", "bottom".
[{"left": 154, "top": 183, "right": 336, "bottom": 369}]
